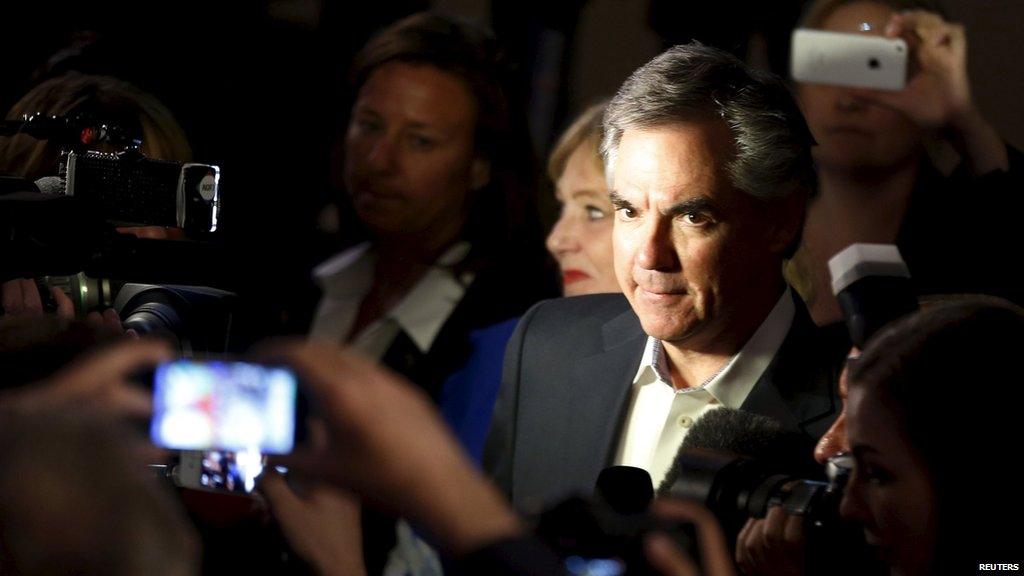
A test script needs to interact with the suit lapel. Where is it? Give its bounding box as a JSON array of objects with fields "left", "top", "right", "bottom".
[
  {"left": 739, "top": 371, "right": 805, "bottom": 430},
  {"left": 554, "top": 309, "right": 647, "bottom": 490},
  {"left": 740, "top": 295, "right": 840, "bottom": 435}
]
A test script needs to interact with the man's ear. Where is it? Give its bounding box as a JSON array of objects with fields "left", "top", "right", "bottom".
[
  {"left": 470, "top": 157, "right": 491, "bottom": 191},
  {"left": 768, "top": 190, "right": 808, "bottom": 256}
]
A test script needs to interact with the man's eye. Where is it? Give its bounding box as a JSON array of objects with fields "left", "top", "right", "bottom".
[
  {"left": 585, "top": 205, "right": 608, "bottom": 221},
  {"left": 615, "top": 207, "right": 636, "bottom": 220},
  {"left": 682, "top": 212, "right": 710, "bottom": 226}
]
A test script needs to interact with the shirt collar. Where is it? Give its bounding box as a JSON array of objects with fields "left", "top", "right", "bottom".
[
  {"left": 633, "top": 337, "right": 671, "bottom": 387},
  {"left": 390, "top": 243, "right": 471, "bottom": 352},
  {"left": 631, "top": 288, "right": 796, "bottom": 408},
  {"left": 313, "top": 241, "right": 374, "bottom": 298},
  {"left": 312, "top": 241, "right": 472, "bottom": 353}
]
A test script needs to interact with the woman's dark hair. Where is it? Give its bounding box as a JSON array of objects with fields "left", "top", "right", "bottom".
[
  {"left": 343, "top": 11, "right": 548, "bottom": 277},
  {"left": 849, "top": 298, "right": 1024, "bottom": 574}
]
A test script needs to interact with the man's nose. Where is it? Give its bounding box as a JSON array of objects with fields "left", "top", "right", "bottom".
[{"left": 635, "top": 219, "right": 678, "bottom": 271}]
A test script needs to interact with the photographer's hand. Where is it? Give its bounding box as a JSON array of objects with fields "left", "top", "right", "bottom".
[
  {"left": 262, "top": 341, "right": 524, "bottom": 557},
  {"left": 2, "top": 278, "right": 135, "bottom": 338},
  {"left": 85, "top": 308, "right": 138, "bottom": 338},
  {"left": 860, "top": 10, "right": 1007, "bottom": 174},
  {"left": 735, "top": 507, "right": 805, "bottom": 576},
  {"left": 2, "top": 279, "right": 46, "bottom": 316},
  {"left": 646, "top": 498, "right": 736, "bottom": 576},
  {"left": 260, "top": 470, "right": 367, "bottom": 576},
  {"left": 0, "top": 337, "right": 171, "bottom": 417},
  {"left": 52, "top": 285, "right": 75, "bottom": 318}
]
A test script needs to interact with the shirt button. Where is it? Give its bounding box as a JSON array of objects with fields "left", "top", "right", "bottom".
[{"left": 678, "top": 416, "right": 694, "bottom": 428}]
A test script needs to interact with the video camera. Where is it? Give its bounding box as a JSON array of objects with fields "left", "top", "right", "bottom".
[
  {"left": 1, "top": 112, "right": 234, "bottom": 353},
  {"left": 2, "top": 111, "right": 220, "bottom": 233}
]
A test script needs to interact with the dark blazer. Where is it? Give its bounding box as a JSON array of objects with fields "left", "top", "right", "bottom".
[{"left": 483, "top": 291, "right": 848, "bottom": 510}]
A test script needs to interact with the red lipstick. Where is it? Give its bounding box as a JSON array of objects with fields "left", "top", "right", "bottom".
[{"left": 561, "top": 269, "right": 592, "bottom": 284}]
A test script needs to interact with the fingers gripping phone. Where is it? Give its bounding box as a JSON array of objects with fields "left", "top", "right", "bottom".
[{"left": 790, "top": 28, "right": 908, "bottom": 90}]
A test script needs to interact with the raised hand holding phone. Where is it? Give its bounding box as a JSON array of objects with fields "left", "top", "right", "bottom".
[{"left": 791, "top": 28, "right": 908, "bottom": 91}]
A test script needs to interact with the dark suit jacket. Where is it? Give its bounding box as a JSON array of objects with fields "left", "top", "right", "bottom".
[{"left": 483, "top": 291, "right": 848, "bottom": 510}]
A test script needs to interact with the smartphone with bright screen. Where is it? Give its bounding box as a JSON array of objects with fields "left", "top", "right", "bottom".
[{"left": 150, "top": 359, "right": 298, "bottom": 454}]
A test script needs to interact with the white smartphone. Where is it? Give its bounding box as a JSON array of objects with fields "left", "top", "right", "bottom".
[{"left": 790, "top": 28, "right": 907, "bottom": 91}]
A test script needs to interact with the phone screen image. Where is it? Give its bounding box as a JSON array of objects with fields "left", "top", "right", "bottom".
[
  {"left": 151, "top": 360, "right": 298, "bottom": 454},
  {"left": 200, "top": 450, "right": 264, "bottom": 493},
  {"left": 564, "top": 556, "right": 625, "bottom": 576}
]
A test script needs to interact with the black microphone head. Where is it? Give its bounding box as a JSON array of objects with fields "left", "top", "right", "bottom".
[
  {"left": 594, "top": 465, "right": 653, "bottom": 514},
  {"left": 658, "top": 408, "right": 816, "bottom": 494},
  {"left": 679, "top": 407, "right": 785, "bottom": 454}
]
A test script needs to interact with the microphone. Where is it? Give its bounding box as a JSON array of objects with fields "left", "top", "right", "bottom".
[
  {"left": 658, "top": 408, "right": 816, "bottom": 494},
  {"left": 594, "top": 466, "right": 654, "bottom": 514},
  {"left": 829, "top": 243, "right": 918, "bottom": 348},
  {"left": 35, "top": 176, "right": 66, "bottom": 195}
]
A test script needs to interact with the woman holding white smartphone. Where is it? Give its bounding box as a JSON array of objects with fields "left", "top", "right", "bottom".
[{"left": 784, "top": 0, "right": 1019, "bottom": 327}]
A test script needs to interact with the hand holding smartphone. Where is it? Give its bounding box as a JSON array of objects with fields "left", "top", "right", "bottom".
[{"left": 790, "top": 28, "right": 908, "bottom": 91}]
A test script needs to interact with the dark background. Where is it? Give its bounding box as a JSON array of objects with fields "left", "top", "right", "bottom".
[{"left": 2, "top": 0, "right": 1020, "bottom": 341}]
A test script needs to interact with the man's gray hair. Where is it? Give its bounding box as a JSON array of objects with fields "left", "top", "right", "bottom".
[{"left": 601, "top": 43, "right": 817, "bottom": 201}]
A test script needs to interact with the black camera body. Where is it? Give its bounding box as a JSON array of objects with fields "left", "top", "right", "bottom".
[
  {"left": 664, "top": 448, "right": 849, "bottom": 541},
  {"left": 1, "top": 113, "right": 233, "bottom": 353},
  {"left": 63, "top": 150, "right": 220, "bottom": 234}
]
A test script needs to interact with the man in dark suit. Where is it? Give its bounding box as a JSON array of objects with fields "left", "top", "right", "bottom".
[{"left": 484, "top": 43, "right": 849, "bottom": 510}]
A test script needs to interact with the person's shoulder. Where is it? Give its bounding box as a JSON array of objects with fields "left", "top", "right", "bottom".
[
  {"left": 521, "top": 293, "right": 633, "bottom": 331},
  {"left": 506, "top": 294, "right": 639, "bottom": 362}
]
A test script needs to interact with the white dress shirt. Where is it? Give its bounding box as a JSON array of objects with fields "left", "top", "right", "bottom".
[
  {"left": 309, "top": 241, "right": 472, "bottom": 358},
  {"left": 309, "top": 241, "right": 473, "bottom": 576},
  {"left": 613, "top": 289, "right": 796, "bottom": 487}
]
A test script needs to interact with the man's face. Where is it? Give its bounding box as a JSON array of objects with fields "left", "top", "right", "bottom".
[{"left": 610, "top": 122, "right": 792, "bottom": 349}]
